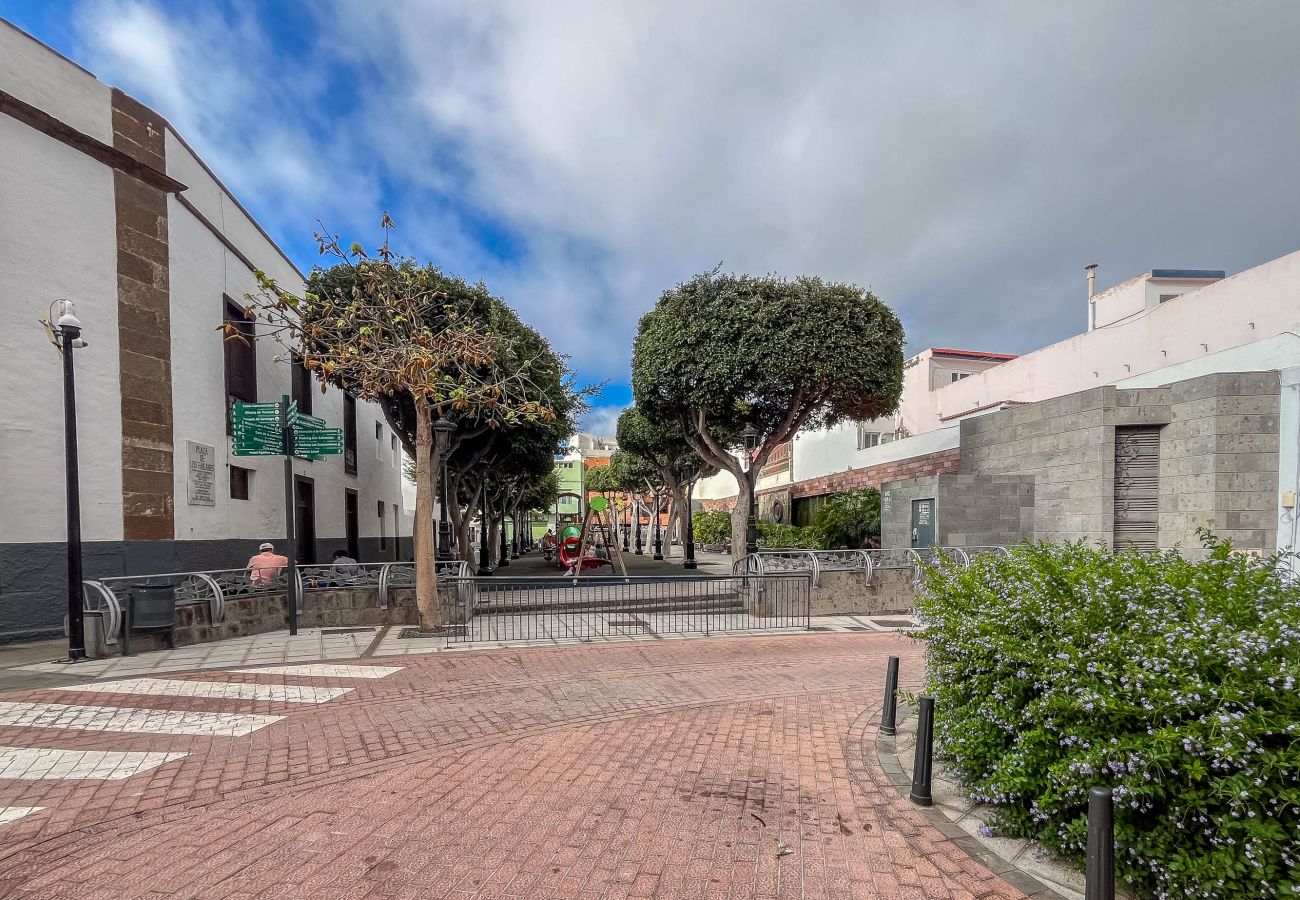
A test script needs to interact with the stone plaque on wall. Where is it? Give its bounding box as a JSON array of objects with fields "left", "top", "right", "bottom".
[{"left": 187, "top": 441, "right": 216, "bottom": 506}]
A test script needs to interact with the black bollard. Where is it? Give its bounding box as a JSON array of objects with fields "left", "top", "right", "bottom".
[
  {"left": 1085, "top": 787, "right": 1115, "bottom": 900},
  {"left": 909, "top": 696, "right": 934, "bottom": 806},
  {"left": 881, "top": 656, "right": 900, "bottom": 736}
]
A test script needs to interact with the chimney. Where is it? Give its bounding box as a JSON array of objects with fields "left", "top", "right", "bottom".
[{"left": 1086, "top": 264, "right": 1098, "bottom": 330}]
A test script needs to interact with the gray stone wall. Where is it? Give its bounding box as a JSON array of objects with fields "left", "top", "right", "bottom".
[
  {"left": 880, "top": 474, "right": 1033, "bottom": 550},
  {"left": 809, "top": 566, "right": 917, "bottom": 616},
  {"left": 1159, "top": 372, "right": 1279, "bottom": 553},
  {"left": 955, "top": 372, "right": 1279, "bottom": 552}
]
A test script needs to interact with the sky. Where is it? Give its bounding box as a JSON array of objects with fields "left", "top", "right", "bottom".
[{"left": 5, "top": 1, "right": 1300, "bottom": 436}]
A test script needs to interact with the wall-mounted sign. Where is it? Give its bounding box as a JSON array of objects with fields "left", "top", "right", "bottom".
[
  {"left": 186, "top": 440, "right": 216, "bottom": 506},
  {"left": 882, "top": 490, "right": 892, "bottom": 513}
]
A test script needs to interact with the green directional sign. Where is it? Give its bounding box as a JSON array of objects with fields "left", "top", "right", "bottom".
[
  {"left": 290, "top": 409, "right": 327, "bottom": 429},
  {"left": 293, "top": 427, "right": 343, "bottom": 453},
  {"left": 231, "top": 400, "right": 285, "bottom": 455}
]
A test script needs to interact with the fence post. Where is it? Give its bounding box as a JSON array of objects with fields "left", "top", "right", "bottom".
[
  {"left": 881, "top": 656, "right": 899, "bottom": 736},
  {"left": 1085, "top": 787, "right": 1115, "bottom": 900},
  {"left": 909, "top": 695, "right": 934, "bottom": 806}
]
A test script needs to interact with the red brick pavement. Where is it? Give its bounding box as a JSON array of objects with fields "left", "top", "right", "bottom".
[{"left": 0, "top": 634, "right": 1027, "bottom": 899}]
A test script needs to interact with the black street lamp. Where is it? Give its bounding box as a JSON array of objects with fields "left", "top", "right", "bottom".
[
  {"left": 497, "top": 494, "right": 510, "bottom": 568},
  {"left": 477, "top": 478, "right": 492, "bottom": 576},
  {"left": 433, "top": 416, "right": 455, "bottom": 560},
  {"left": 510, "top": 508, "right": 520, "bottom": 559},
  {"left": 634, "top": 498, "right": 644, "bottom": 555},
  {"left": 621, "top": 498, "right": 631, "bottom": 552},
  {"left": 682, "top": 464, "right": 698, "bottom": 570},
  {"left": 53, "top": 300, "right": 88, "bottom": 662},
  {"left": 743, "top": 423, "right": 759, "bottom": 556},
  {"left": 652, "top": 489, "right": 663, "bottom": 560}
]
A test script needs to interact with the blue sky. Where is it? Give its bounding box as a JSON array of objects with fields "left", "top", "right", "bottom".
[{"left": 5, "top": 1, "right": 1300, "bottom": 436}]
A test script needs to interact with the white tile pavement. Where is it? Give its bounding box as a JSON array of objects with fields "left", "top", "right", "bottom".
[
  {"left": 0, "top": 748, "right": 188, "bottom": 781},
  {"left": 55, "top": 679, "right": 353, "bottom": 704},
  {"left": 0, "top": 701, "right": 284, "bottom": 737},
  {"left": 0, "top": 806, "right": 44, "bottom": 825},
  {"left": 229, "top": 664, "right": 403, "bottom": 679}
]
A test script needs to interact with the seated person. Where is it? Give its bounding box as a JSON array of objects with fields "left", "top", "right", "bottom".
[
  {"left": 331, "top": 548, "right": 360, "bottom": 577},
  {"left": 247, "top": 542, "right": 289, "bottom": 587}
]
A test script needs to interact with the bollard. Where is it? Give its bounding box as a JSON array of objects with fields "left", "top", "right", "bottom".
[
  {"left": 880, "top": 656, "right": 900, "bottom": 736},
  {"left": 1085, "top": 787, "right": 1116, "bottom": 900},
  {"left": 909, "top": 695, "right": 934, "bottom": 806}
]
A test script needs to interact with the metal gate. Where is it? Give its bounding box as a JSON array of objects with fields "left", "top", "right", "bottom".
[
  {"left": 441, "top": 573, "right": 812, "bottom": 643},
  {"left": 1114, "top": 425, "right": 1161, "bottom": 551}
]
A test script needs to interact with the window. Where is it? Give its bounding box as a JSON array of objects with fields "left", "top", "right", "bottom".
[
  {"left": 229, "top": 465, "right": 251, "bottom": 500},
  {"left": 223, "top": 298, "right": 257, "bottom": 404},
  {"left": 375, "top": 422, "right": 384, "bottom": 460},
  {"left": 857, "top": 424, "right": 881, "bottom": 450},
  {"left": 391, "top": 433, "right": 397, "bottom": 465},
  {"left": 950, "top": 371, "right": 971, "bottom": 383},
  {"left": 378, "top": 499, "right": 387, "bottom": 551},
  {"left": 880, "top": 433, "right": 895, "bottom": 444},
  {"left": 1158, "top": 293, "right": 1178, "bottom": 304},
  {"left": 343, "top": 393, "right": 357, "bottom": 476},
  {"left": 291, "top": 354, "right": 312, "bottom": 415},
  {"left": 392, "top": 503, "right": 400, "bottom": 559}
]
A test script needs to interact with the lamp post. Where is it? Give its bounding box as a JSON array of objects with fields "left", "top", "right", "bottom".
[
  {"left": 652, "top": 489, "right": 663, "bottom": 560},
  {"left": 682, "top": 464, "right": 698, "bottom": 570},
  {"left": 621, "top": 496, "right": 631, "bottom": 552},
  {"left": 52, "top": 301, "right": 89, "bottom": 661},
  {"left": 511, "top": 507, "right": 520, "bottom": 559},
  {"left": 634, "top": 498, "right": 644, "bottom": 555},
  {"left": 497, "top": 492, "right": 510, "bottom": 568},
  {"left": 477, "top": 478, "right": 492, "bottom": 576},
  {"left": 742, "top": 423, "right": 760, "bottom": 556},
  {"left": 433, "top": 416, "right": 454, "bottom": 560}
]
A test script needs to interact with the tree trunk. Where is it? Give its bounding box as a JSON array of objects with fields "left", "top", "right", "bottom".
[
  {"left": 730, "top": 471, "right": 754, "bottom": 559},
  {"left": 667, "top": 476, "right": 687, "bottom": 559},
  {"left": 412, "top": 402, "right": 441, "bottom": 631},
  {"left": 488, "top": 514, "right": 501, "bottom": 566}
]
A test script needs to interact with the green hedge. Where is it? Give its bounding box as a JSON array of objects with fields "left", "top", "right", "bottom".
[
  {"left": 691, "top": 510, "right": 731, "bottom": 546},
  {"left": 915, "top": 537, "right": 1300, "bottom": 899}
]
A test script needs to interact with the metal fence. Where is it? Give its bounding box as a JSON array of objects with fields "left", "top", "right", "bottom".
[
  {"left": 81, "top": 559, "right": 473, "bottom": 642},
  {"left": 731, "top": 549, "right": 875, "bottom": 587},
  {"left": 440, "top": 572, "right": 812, "bottom": 643}
]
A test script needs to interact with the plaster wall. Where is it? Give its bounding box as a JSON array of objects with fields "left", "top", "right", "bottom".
[
  {"left": 0, "top": 20, "right": 111, "bottom": 142},
  {"left": 923, "top": 252, "right": 1300, "bottom": 432},
  {"left": 0, "top": 115, "right": 122, "bottom": 545},
  {"left": 793, "top": 422, "right": 959, "bottom": 484}
]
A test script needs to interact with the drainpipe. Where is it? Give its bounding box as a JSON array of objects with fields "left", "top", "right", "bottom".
[{"left": 1086, "top": 264, "right": 1098, "bottom": 331}]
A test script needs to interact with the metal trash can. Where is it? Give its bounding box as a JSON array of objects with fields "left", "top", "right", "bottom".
[{"left": 130, "top": 584, "right": 177, "bottom": 629}]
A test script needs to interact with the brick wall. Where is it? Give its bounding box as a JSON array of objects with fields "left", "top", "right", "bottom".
[{"left": 698, "top": 448, "right": 960, "bottom": 512}]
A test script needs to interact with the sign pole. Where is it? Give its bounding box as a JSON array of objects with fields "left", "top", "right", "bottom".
[{"left": 281, "top": 394, "right": 298, "bottom": 636}]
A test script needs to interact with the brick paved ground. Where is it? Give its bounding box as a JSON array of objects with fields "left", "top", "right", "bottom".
[{"left": 0, "top": 634, "right": 1027, "bottom": 900}]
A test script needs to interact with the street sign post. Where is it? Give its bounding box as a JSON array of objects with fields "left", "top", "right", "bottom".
[{"left": 228, "top": 398, "right": 343, "bottom": 634}]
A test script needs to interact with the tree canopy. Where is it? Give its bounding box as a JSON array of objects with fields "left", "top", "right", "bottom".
[{"left": 631, "top": 269, "right": 904, "bottom": 553}]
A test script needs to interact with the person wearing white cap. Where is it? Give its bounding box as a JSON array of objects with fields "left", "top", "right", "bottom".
[{"left": 246, "top": 542, "right": 289, "bottom": 587}]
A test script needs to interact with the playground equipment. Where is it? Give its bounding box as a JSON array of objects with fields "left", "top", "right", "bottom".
[{"left": 559, "top": 497, "right": 628, "bottom": 576}]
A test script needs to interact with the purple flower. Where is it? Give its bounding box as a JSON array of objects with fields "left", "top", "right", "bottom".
[{"left": 978, "top": 825, "right": 995, "bottom": 838}]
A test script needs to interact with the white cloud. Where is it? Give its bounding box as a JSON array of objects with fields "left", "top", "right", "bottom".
[
  {"left": 71, "top": 0, "right": 1300, "bottom": 391},
  {"left": 581, "top": 404, "right": 625, "bottom": 439}
]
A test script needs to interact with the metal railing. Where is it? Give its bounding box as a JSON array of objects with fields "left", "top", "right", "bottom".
[
  {"left": 730, "top": 549, "right": 876, "bottom": 587},
  {"left": 442, "top": 573, "right": 812, "bottom": 643},
  {"left": 81, "top": 560, "right": 472, "bottom": 639}
]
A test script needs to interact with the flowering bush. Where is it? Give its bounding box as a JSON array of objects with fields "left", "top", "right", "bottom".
[{"left": 915, "top": 536, "right": 1300, "bottom": 899}]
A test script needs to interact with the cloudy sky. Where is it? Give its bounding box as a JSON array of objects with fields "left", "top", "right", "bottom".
[{"left": 5, "top": 1, "right": 1299, "bottom": 434}]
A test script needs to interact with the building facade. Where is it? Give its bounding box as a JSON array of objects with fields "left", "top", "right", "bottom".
[{"left": 0, "top": 21, "right": 412, "bottom": 641}]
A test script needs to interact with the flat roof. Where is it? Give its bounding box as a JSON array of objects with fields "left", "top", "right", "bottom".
[
  {"left": 928, "top": 347, "right": 1019, "bottom": 362},
  {"left": 1149, "top": 269, "right": 1225, "bottom": 280}
]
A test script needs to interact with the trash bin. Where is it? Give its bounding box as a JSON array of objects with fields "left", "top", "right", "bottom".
[{"left": 130, "top": 584, "right": 177, "bottom": 629}]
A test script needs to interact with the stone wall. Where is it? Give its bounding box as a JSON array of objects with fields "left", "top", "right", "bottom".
[
  {"left": 808, "top": 566, "right": 917, "bottom": 616},
  {"left": 880, "top": 475, "right": 1034, "bottom": 550},
  {"left": 92, "top": 582, "right": 463, "bottom": 655},
  {"left": 955, "top": 372, "right": 1279, "bottom": 552}
]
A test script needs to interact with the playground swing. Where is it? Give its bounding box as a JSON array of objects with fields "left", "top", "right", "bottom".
[{"left": 558, "top": 496, "right": 628, "bottom": 576}]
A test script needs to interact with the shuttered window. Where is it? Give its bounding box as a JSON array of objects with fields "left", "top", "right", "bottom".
[
  {"left": 343, "top": 393, "right": 358, "bottom": 476},
  {"left": 291, "top": 353, "right": 313, "bottom": 416},
  {"left": 1114, "top": 426, "right": 1161, "bottom": 552},
  {"left": 223, "top": 298, "right": 257, "bottom": 404}
]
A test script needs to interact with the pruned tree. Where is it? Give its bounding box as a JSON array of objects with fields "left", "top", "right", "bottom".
[
  {"left": 631, "top": 270, "right": 904, "bottom": 555},
  {"left": 242, "top": 218, "right": 554, "bottom": 630}
]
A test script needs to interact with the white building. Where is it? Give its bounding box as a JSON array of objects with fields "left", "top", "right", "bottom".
[{"left": 0, "top": 21, "right": 412, "bottom": 640}]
